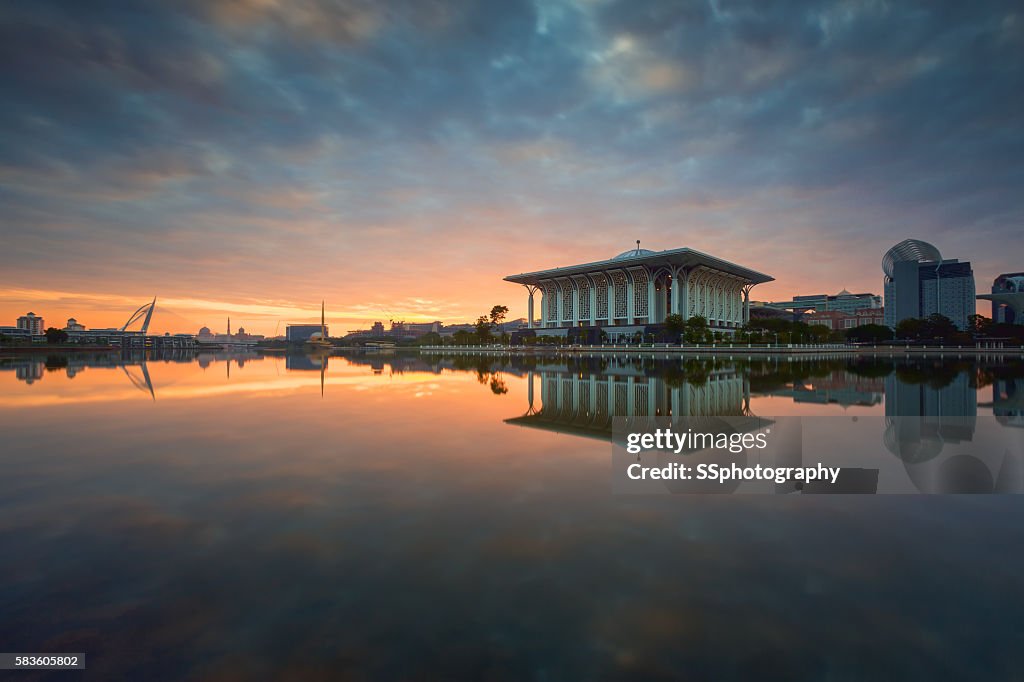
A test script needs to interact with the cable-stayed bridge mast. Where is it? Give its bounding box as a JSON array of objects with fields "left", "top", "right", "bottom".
[{"left": 121, "top": 297, "right": 157, "bottom": 334}]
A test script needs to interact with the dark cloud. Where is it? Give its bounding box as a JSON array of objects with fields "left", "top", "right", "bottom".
[{"left": 0, "top": 0, "right": 1021, "bottom": 308}]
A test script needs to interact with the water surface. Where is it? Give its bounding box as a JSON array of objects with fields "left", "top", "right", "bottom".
[{"left": 1, "top": 350, "right": 1023, "bottom": 680}]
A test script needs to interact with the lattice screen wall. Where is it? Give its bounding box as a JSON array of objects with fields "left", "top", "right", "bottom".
[
  {"left": 593, "top": 273, "right": 609, "bottom": 320},
  {"left": 631, "top": 269, "right": 649, "bottom": 319},
  {"left": 611, "top": 271, "right": 628, "bottom": 319},
  {"left": 575, "top": 277, "right": 591, "bottom": 322},
  {"left": 560, "top": 280, "right": 574, "bottom": 322}
]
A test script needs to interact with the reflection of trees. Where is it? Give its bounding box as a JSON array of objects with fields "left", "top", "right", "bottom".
[
  {"left": 442, "top": 354, "right": 870, "bottom": 396},
  {"left": 744, "top": 359, "right": 847, "bottom": 393},
  {"left": 474, "top": 370, "right": 509, "bottom": 395},
  {"left": 974, "top": 359, "right": 1024, "bottom": 390},
  {"left": 44, "top": 355, "right": 69, "bottom": 370},
  {"left": 894, "top": 359, "right": 972, "bottom": 390},
  {"left": 489, "top": 376, "right": 508, "bottom": 395},
  {"left": 845, "top": 358, "right": 896, "bottom": 379},
  {"left": 467, "top": 360, "right": 510, "bottom": 397}
]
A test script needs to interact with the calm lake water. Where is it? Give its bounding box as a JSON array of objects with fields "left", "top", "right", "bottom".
[{"left": 1, "top": 349, "right": 1023, "bottom": 680}]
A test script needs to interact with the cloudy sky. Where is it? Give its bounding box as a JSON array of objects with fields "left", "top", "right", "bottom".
[{"left": 1, "top": 0, "right": 1021, "bottom": 334}]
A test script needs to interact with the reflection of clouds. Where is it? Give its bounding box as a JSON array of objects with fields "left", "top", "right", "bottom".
[{"left": 4, "top": 357, "right": 1024, "bottom": 676}]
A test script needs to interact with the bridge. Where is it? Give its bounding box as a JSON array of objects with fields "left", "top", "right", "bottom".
[{"left": 65, "top": 297, "right": 197, "bottom": 349}]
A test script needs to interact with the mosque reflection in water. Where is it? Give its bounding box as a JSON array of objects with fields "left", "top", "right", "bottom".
[{"left": 487, "top": 354, "right": 1024, "bottom": 494}]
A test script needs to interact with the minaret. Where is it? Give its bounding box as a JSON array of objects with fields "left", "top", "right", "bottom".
[{"left": 227, "top": 317, "right": 231, "bottom": 337}]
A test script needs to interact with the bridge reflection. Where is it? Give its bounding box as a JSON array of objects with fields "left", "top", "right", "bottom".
[{"left": 0, "top": 349, "right": 264, "bottom": 399}]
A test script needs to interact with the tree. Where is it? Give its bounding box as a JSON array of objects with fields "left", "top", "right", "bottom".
[
  {"left": 489, "top": 305, "right": 508, "bottom": 328},
  {"left": 895, "top": 318, "right": 926, "bottom": 340},
  {"left": 663, "top": 314, "right": 686, "bottom": 343},
  {"left": 415, "top": 332, "right": 442, "bottom": 346},
  {"left": 475, "top": 315, "right": 492, "bottom": 342},
  {"left": 968, "top": 314, "right": 993, "bottom": 338},
  {"left": 44, "top": 327, "right": 68, "bottom": 344},
  {"left": 807, "top": 324, "right": 833, "bottom": 343},
  {"left": 684, "top": 315, "right": 708, "bottom": 344},
  {"left": 845, "top": 324, "right": 893, "bottom": 343},
  {"left": 923, "top": 313, "right": 957, "bottom": 341}
]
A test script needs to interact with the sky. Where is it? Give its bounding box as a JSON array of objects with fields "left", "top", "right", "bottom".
[{"left": 1, "top": 0, "right": 1021, "bottom": 335}]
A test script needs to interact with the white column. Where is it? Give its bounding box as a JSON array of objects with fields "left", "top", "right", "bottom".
[
  {"left": 589, "top": 281, "right": 597, "bottom": 326},
  {"left": 556, "top": 282, "right": 564, "bottom": 326},
  {"left": 570, "top": 282, "right": 579, "bottom": 327},
  {"left": 679, "top": 270, "right": 689, "bottom": 319},
  {"left": 539, "top": 290, "right": 547, "bottom": 329},
  {"left": 647, "top": 278, "right": 656, "bottom": 323},
  {"left": 743, "top": 287, "right": 751, "bottom": 324},
  {"left": 527, "top": 287, "right": 535, "bottom": 329},
  {"left": 608, "top": 278, "right": 615, "bottom": 324},
  {"left": 702, "top": 276, "right": 709, "bottom": 324},
  {"left": 670, "top": 275, "right": 680, "bottom": 316},
  {"left": 626, "top": 278, "right": 635, "bottom": 325}
]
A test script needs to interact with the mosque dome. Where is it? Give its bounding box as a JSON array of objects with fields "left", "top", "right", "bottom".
[{"left": 612, "top": 246, "right": 657, "bottom": 260}]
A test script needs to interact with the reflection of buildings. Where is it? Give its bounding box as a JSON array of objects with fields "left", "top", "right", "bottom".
[
  {"left": 0, "top": 349, "right": 205, "bottom": 397},
  {"left": 285, "top": 354, "right": 330, "bottom": 371},
  {"left": 982, "top": 379, "right": 1024, "bottom": 428},
  {"left": 884, "top": 370, "right": 976, "bottom": 421},
  {"left": 879, "top": 370, "right": 1018, "bottom": 492},
  {"left": 882, "top": 239, "right": 976, "bottom": 330},
  {"left": 769, "top": 371, "right": 883, "bottom": 407},
  {"left": 14, "top": 361, "right": 44, "bottom": 384},
  {"left": 195, "top": 350, "right": 263, "bottom": 374},
  {"left": 506, "top": 364, "right": 752, "bottom": 440}
]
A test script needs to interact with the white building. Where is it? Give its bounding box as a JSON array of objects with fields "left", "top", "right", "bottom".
[
  {"left": 16, "top": 312, "right": 44, "bottom": 335},
  {"left": 505, "top": 244, "right": 773, "bottom": 338}
]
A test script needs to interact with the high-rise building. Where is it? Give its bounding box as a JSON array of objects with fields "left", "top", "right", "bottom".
[
  {"left": 882, "top": 239, "right": 975, "bottom": 330},
  {"left": 978, "top": 273, "right": 1024, "bottom": 324},
  {"left": 16, "top": 312, "right": 44, "bottom": 335}
]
